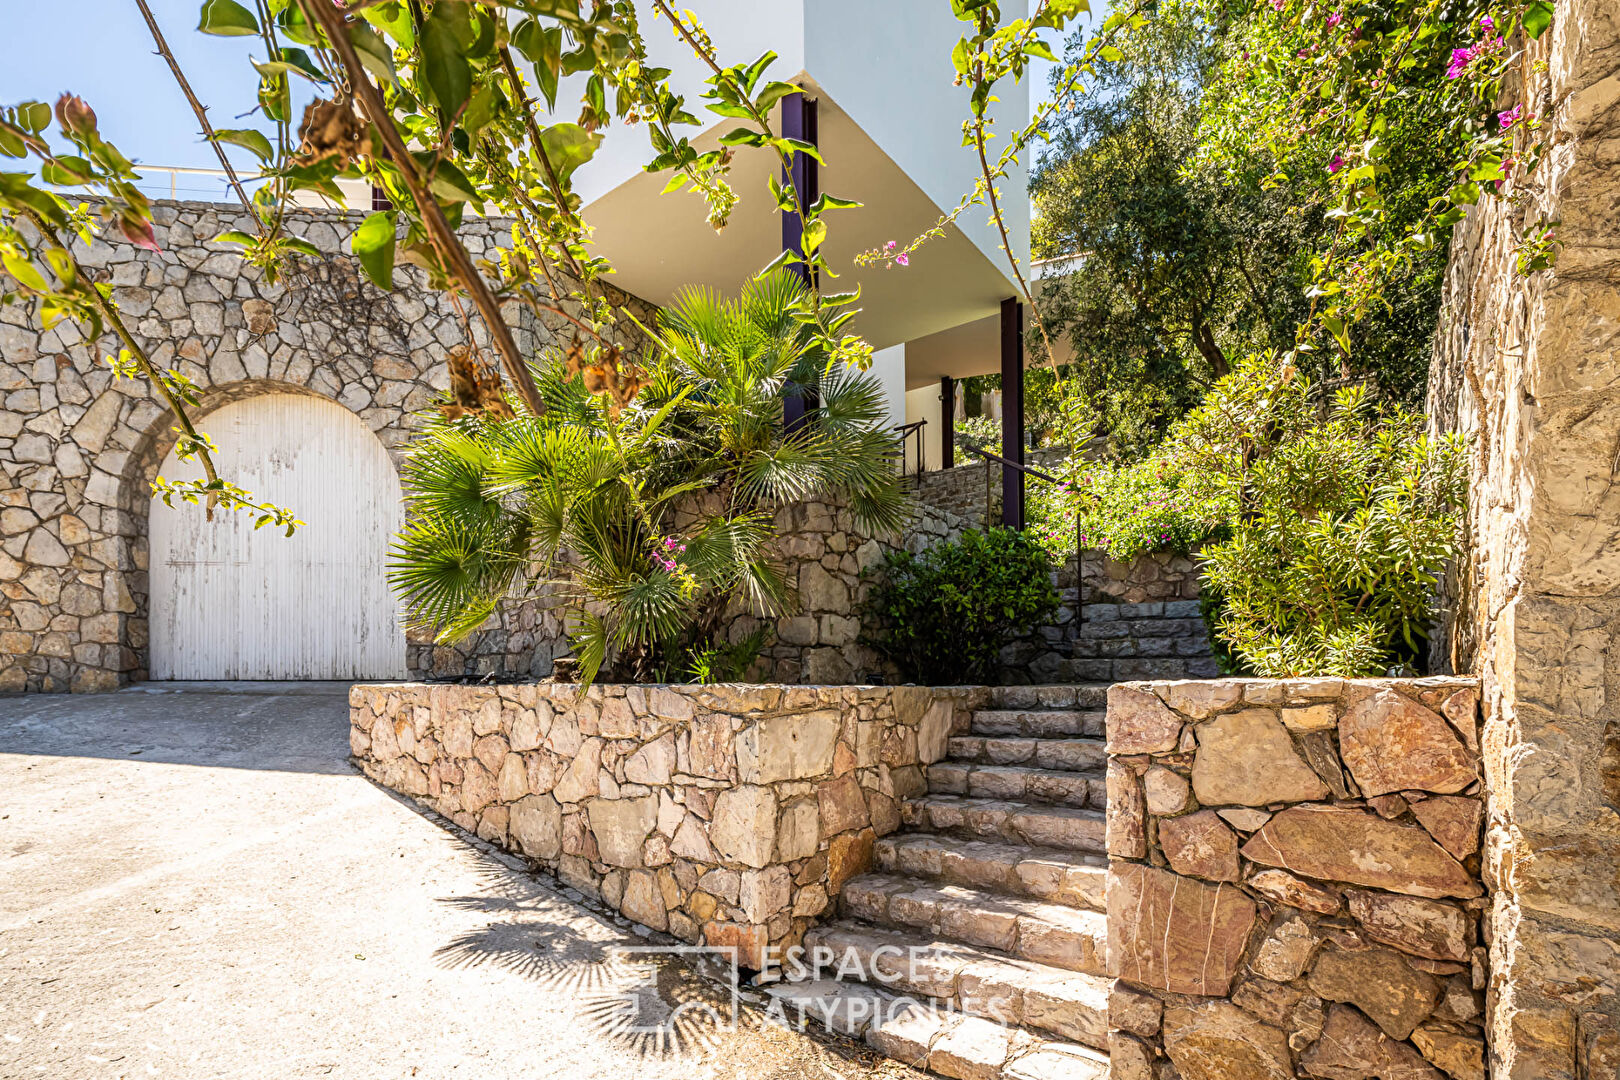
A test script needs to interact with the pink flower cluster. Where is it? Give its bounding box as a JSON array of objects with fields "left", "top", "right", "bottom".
[
  {"left": 1328, "top": 153, "right": 1345, "bottom": 174},
  {"left": 1498, "top": 103, "right": 1524, "bottom": 129},
  {"left": 651, "top": 536, "right": 687, "bottom": 572},
  {"left": 882, "top": 240, "right": 909, "bottom": 268},
  {"left": 1448, "top": 19, "right": 1502, "bottom": 79}
]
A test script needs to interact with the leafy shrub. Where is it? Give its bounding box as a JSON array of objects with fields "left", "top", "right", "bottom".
[
  {"left": 953, "top": 415, "right": 1001, "bottom": 464},
  {"left": 389, "top": 271, "right": 906, "bottom": 685},
  {"left": 862, "top": 528, "right": 1059, "bottom": 685},
  {"left": 1169, "top": 354, "right": 1467, "bottom": 677},
  {"left": 1026, "top": 390, "right": 1224, "bottom": 563},
  {"left": 1028, "top": 456, "right": 1225, "bottom": 563}
]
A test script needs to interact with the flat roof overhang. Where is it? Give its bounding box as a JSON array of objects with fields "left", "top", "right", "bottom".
[{"left": 579, "top": 76, "right": 1020, "bottom": 360}]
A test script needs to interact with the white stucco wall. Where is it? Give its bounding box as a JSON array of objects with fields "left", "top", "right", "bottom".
[
  {"left": 904, "top": 382, "right": 948, "bottom": 473},
  {"left": 870, "top": 343, "right": 908, "bottom": 437}
]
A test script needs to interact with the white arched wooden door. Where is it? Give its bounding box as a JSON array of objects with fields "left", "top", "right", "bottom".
[{"left": 150, "top": 393, "right": 406, "bottom": 680}]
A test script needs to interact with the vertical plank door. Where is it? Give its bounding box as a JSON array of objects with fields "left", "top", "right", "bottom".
[{"left": 149, "top": 393, "right": 406, "bottom": 680}]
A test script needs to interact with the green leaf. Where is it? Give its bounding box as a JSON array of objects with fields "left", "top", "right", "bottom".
[
  {"left": 210, "top": 128, "right": 273, "bottom": 163},
  {"left": 351, "top": 210, "right": 397, "bottom": 290},
  {"left": 349, "top": 20, "right": 397, "bottom": 82},
  {"left": 0, "top": 127, "right": 25, "bottom": 158},
  {"left": 801, "top": 217, "right": 827, "bottom": 255},
  {"left": 539, "top": 123, "right": 602, "bottom": 185},
  {"left": 282, "top": 237, "right": 322, "bottom": 259},
  {"left": 951, "top": 38, "right": 973, "bottom": 75},
  {"left": 1023, "top": 40, "right": 1058, "bottom": 62},
  {"left": 809, "top": 193, "right": 861, "bottom": 213},
  {"left": 2, "top": 253, "right": 48, "bottom": 292},
  {"left": 754, "top": 80, "right": 801, "bottom": 114},
  {"left": 718, "top": 127, "right": 767, "bottom": 148},
  {"left": 274, "top": 3, "right": 320, "bottom": 45},
  {"left": 253, "top": 47, "right": 328, "bottom": 84},
  {"left": 19, "top": 102, "right": 51, "bottom": 134},
  {"left": 421, "top": 2, "right": 473, "bottom": 115},
  {"left": 197, "top": 0, "right": 259, "bottom": 36},
  {"left": 213, "top": 230, "right": 258, "bottom": 247},
  {"left": 362, "top": 2, "right": 414, "bottom": 49},
  {"left": 1523, "top": 0, "right": 1553, "bottom": 38}
]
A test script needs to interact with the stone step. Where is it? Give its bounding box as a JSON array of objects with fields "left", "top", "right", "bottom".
[
  {"left": 902, "top": 794, "right": 1107, "bottom": 854},
  {"left": 984, "top": 685, "right": 1108, "bottom": 711},
  {"left": 798, "top": 920, "right": 1112, "bottom": 1053},
  {"left": 768, "top": 973, "right": 1112, "bottom": 1079},
  {"left": 927, "top": 762, "right": 1102, "bottom": 810},
  {"left": 970, "top": 709, "right": 1106, "bottom": 739},
  {"left": 841, "top": 873, "right": 1108, "bottom": 976},
  {"left": 874, "top": 833, "right": 1107, "bottom": 913},
  {"left": 946, "top": 736, "right": 1107, "bottom": 773}
]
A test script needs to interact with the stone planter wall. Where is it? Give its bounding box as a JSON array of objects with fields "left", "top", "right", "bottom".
[
  {"left": 350, "top": 681, "right": 983, "bottom": 966},
  {"left": 1103, "top": 677, "right": 1489, "bottom": 1080}
]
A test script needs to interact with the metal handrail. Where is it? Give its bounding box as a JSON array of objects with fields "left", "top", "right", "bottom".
[
  {"left": 892, "top": 419, "right": 928, "bottom": 482},
  {"left": 961, "top": 444, "right": 1086, "bottom": 646}
]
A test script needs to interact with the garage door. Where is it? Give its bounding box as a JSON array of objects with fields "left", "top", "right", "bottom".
[{"left": 149, "top": 393, "right": 407, "bottom": 680}]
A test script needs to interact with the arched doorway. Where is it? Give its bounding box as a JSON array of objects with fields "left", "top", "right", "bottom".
[{"left": 149, "top": 393, "right": 406, "bottom": 680}]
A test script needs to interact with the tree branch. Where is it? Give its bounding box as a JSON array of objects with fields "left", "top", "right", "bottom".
[
  {"left": 300, "top": 0, "right": 545, "bottom": 416},
  {"left": 135, "top": 0, "right": 255, "bottom": 217}
]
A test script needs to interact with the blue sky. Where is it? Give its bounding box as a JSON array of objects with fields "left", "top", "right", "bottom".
[{"left": 2, "top": 1, "right": 1069, "bottom": 202}]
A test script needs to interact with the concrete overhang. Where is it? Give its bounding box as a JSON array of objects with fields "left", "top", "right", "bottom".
[{"left": 581, "top": 77, "right": 1020, "bottom": 355}]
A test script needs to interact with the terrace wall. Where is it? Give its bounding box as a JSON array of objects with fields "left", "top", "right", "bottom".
[
  {"left": 1104, "top": 676, "right": 1489, "bottom": 1080},
  {"left": 349, "top": 680, "right": 984, "bottom": 966}
]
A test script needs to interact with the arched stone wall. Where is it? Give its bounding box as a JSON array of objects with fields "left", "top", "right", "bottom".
[{"left": 0, "top": 200, "right": 653, "bottom": 691}]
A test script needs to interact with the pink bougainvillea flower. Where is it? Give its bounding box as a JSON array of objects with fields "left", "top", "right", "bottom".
[
  {"left": 1327, "top": 154, "right": 1345, "bottom": 174},
  {"left": 1498, "top": 104, "right": 1523, "bottom": 129},
  {"left": 1480, "top": 14, "right": 1494, "bottom": 31},
  {"left": 1326, "top": 12, "right": 1342, "bottom": 28},
  {"left": 895, "top": 253, "right": 909, "bottom": 267},
  {"left": 885, "top": 240, "right": 897, "bottom": 250},
  {"left": 1446, "top": 46, "right": 1475, "bottom": 78}
]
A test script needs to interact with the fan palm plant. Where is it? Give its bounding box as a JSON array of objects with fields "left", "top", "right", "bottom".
[{"left": 389, "top": 270, "right": 908, "bottom": 684}]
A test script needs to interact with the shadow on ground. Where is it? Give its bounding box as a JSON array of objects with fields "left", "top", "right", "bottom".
[
  {"left": 0, "top": 682, "right": 356, "bottom": 774},
  {"left": 430, "top": 864, "right": 914, "bottom": 1075}
]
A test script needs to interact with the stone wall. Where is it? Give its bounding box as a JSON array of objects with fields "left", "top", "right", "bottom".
[
  {"left": 1423, "top": 1, "right": 1620, "bottom": 1075},
  {"left": 1004, "top": 549, "right": 1215, "bottom": 685},
  {"left": 349, "top": 680, "right": 982, "bottom": 965},
  {"left": 914, "top": 445, "right": 1071, "bottom": 527},
  {"left": 1104, "top": 676, "right": 1489, "bottom": 1080},
  {"left": 0, "top": 199, "right": 653, "bottom": 692}
]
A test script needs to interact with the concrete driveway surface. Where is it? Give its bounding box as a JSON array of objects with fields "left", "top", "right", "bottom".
[{"left": 0, "top": 683, "right": 918, "bottom": 1080}]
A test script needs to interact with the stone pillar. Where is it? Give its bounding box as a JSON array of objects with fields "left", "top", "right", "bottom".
[
  {"left": 1104, "top": 678, "right": 1488, "bottom": 1079},
  {"left": 1425, "top": 2, "right": 1620, "bottom": 1075}
]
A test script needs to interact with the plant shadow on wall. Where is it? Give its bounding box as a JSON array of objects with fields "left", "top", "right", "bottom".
[
  {"left": 388, "top": 271, "right": 906, "bottom": 686},
  {"left": 859, "top": 527, "right": 1060, "bottom": 686},
  {"left": 1028, "top": 354, "right": 1468, "bottom": 678}
]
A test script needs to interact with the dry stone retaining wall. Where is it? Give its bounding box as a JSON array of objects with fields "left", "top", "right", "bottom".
[
  {"left": 349, "top": 681, "right": 983, "bottom": 966},
  {"left": 1004, "top": 550, "right": 1214, "bottom": 685},
  {"left": 1424, "top": 2, "right": 1620, "bottom": 1075},
  {"left": 1104, "top": 676, "right": 1489, "bottom": 1080},
  {"left": 913, "top": 445, "right": 1071, "bottom": 525}
]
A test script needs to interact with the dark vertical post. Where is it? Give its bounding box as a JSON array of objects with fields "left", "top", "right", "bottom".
[
  {"left": 781, "top": 91, "right": 819, "bottom": 432},
  {"left": 1000, "top": 298, "right": 1025, "bottom": 528},
  {"left": 939, "top": 376, "right": 955, "bottom": 470}
]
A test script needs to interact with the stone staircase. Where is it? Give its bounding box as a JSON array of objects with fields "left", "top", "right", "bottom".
[{"left": 771, "top": 686, "right": 1113, "bottom": 1080}]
